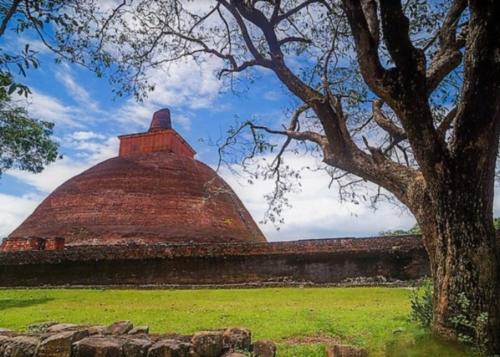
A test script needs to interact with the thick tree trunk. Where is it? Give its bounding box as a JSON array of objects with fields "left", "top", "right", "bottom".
[{"left": 417, "top": 188, "right": 500, "bottom": 354}]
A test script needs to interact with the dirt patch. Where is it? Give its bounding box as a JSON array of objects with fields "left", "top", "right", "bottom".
[{"left": 281, "top": 335, "right": 340, "bottom": 345}]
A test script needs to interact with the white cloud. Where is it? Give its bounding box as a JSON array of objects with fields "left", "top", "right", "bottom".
[
  {"left": 220, "top": 155, "right": 417, "bottom": 241},
  {"left": 2, "top": 32, "right": 52, "bottom": 55},
  {"left": 68, "top": 131, "right": 106, "bottom": 141},
  {"left": 7, "top": 136, "right": 118, "bottom": 194},
  {"left": 0, "top": 193, "right": 42, "bottom": 238},
  {"left": 115, "top": 100, "right": 156, "bottom": 128},
  {"left": 17, "top": 89, "right": 84, "bottom": 128},
  {"left": 56, "top": 66, "right": 100, "bottom": 111},
  {"left": 113, "top": 56, "right": 224, "bottom": 130},
  {"left": 7, "top": 158, "right": 89, "bottom": 193},
  {"left": 175, "top": 114, "right": 192, "bottom": 131}
]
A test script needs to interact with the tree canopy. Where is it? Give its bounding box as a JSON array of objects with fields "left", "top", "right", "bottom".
[{"left": 0, "top": 0, "right": 60, "bottom": 177}]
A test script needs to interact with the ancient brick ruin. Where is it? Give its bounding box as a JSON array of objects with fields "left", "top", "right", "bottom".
[
  {"left": 5, "top": 108, "right": 485, "bottom": 287},
  {"left": 0, "top": 237, "right": 64, "bottom": 252},
  {"left": 0, "top": 235, "right": 433, "bottom": 287},
  {"left": 4, "top": 109, "right": 265, "bottom": 248}
]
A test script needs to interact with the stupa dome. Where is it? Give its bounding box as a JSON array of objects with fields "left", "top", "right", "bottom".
[{"left": 9, "top": 109, "right": 266, "bottom": 245}]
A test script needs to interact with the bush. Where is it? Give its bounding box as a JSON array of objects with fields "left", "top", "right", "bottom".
[
  {"left": 408, "top": 278, "right": 433, "bottom": 328},
  {"left": 408, "top": 280, "right": 493, "bottom": 356},
  {"left": 449, "top": 293, "right": 491, "bottom": 356}
]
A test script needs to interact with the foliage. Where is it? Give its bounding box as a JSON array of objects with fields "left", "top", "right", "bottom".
[
  {"left": 383, "top": 219, "right": 500, "bottom": 236},
  {"left": 494, "top": 218, "right": 500, "bottom": 230},
  {"left": 0, "top": 287, "right": 470, "bottom": 357},
  {"left": 9, "top": 0, "right": 467, "bottom": 210},
  {"left": 0, "top": 73, "right": 58, "bottom": 176},
  {"left": 380, "top": 224, "right": 421, "bottom": 236},
  {"left": 449, "top": 293, "right": 492, "bottom": 356},
  {"left": 0, "top": 1, "right": 63, "bottom": 176},
  {"left": 408, "top": 278, "right": 433, "bottom": 328},
  {"left": 408, "top": 280, "right": 493, "bottom": 356}
]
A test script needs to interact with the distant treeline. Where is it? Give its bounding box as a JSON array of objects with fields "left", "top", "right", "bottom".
[{"left": 381, "top": 218, "right": 500, "bottom": 236}]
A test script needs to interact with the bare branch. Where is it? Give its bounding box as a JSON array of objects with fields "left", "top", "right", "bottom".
[
  {"left": 425, "top": 0, "right": 467, "bottom": 93},
  {"left": 372, "top": 100, "right": 406, "bottom": 141},
  {"left": 278, "top": 36, "right": 311, "bottom": 46},
  {"left": 95, "top": 0, "right": 126, "bottom": 52},
  {"left": 274, "top": 0, "right": 329, "bottom": 24}
]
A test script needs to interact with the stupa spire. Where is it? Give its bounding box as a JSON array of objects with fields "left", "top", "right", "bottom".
[
  {"left": 118, "top": 108, "right": 195, "bottom": 158},
  {"left": 149, "top": 108, "right": 171, "bottom": 131}
]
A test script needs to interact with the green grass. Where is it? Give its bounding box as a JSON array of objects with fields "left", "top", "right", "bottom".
[{"left": 0, "top": 287, "right": 468, "bottom": 356}]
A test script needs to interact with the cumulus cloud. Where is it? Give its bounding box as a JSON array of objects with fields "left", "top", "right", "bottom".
[
  {"left": 68, "top": 131, "right": 107, "bottom": 141},
  {"left": 111, "top": 56, "right": 224, "bottom": 131},
  {"left": 21, "top": 89, "right": 84, "bottom": 128},
  {"left": 0, "top": 193, "right": 42, "bottom": 238},
  {"left": 7, "top": 135, "right": 118, "bottom": 193},
  {"left": 219, "top": 155, "right": 417, "bottom": 241}
]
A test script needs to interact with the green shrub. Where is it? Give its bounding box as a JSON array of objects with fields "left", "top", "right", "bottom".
[
  {"left": 449, "top": 293, "right": 491, "bottom": 356},
  {"left": 408, "top": 278, "right": 433, "bottom": 328},
  {"left": 409, "top": 281, "right": 493, "bottom": 356}
]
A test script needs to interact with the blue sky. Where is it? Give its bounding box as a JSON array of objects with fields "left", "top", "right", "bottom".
[{"left": 0, "top": 32, "right": 425, "bottom": 240}]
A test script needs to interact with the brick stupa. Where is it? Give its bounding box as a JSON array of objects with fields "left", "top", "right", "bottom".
[{"left": 7, "top": 109, "right": 266, "bottom": 247}]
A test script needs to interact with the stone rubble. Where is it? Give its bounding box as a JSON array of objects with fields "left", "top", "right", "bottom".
[{"left": 0, "top": 321, "right": 276, "bottom": 357}]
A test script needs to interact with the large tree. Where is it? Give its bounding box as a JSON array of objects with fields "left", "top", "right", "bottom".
[{"left": 24, "top": 0, "right": 499, "bottom": 352}]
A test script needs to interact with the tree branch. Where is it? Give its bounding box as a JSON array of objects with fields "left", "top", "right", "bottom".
[
  {"left": 426, "top": 0, "right": 467, "bottom": 93},
  {"left": 378, "top": 0, "right": 425, "bottom": 78},
  {"left": 436, "top": 106, "right": 457, "bottom": 139},
  {"left": 341, "top": 0, "right": 391, "bottom": 99},
  {"left": 372, "top": 100, "right": 406, "bottom": 141},
  {"left": 0, "top": 0, "right": 22, "bottom": 37},
  {"left": 451, "top": 0, "right": 500, "bottom": 160}
]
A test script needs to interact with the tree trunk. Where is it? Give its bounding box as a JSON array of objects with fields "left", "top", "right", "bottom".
[{"left": 417, "top": 184, "right": 500, "bottom": 354}]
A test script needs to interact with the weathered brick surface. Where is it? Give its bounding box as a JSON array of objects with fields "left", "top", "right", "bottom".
[
  {"left": 0, "top": 237, "right": 45, "bottom": 252},
  {"left": 8, "top": 151, "right": 266, "bottom": 246},
  {"left": 44, "top": 238, "right": 65, "bottom": 251},
  {"left": 8, "top": 109, "right": 265, "bottom": 247},
  {"left": 118, "top": 130, "right": 195, "bottom": 158},
  {"left": 0, "top": 237, "right": 65, "bottom": 253},
  {"left": 0, "top": 235, "right": 422, "bottom": 263}
]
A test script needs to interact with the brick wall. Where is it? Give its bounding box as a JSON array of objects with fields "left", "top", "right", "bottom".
[
  {"left": 0, "top": 235, "right": 431, "bottom": 287},
  {"left": 0, "top": 237, "right": 45, "bottom": 252},
  {"left": 0, "top": 237, "right": 65, "bottom": 252},
  {"left": 44, "top": 237, "right": 65, "bottom": 251},
  {"left": 118, "top": 130, "right": 195, "bottom": 158}
]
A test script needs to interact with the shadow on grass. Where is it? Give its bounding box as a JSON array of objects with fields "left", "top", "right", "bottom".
[
  {"left": 385, "top": 331, "right": 470, "bottom": 357},
  {"left": 0, "top": 298, "right": 53, "bottom": 311}
]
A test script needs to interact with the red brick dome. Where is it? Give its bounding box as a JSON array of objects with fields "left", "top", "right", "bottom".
[{"left": 9, "top": 110, "right": 266, "bottom": 246}]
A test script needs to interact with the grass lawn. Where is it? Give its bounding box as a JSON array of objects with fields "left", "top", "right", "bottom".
[{"left": 0, "top": 287, "right": 468, "bottom": 356}]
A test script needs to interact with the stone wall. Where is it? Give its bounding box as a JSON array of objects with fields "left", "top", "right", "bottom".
[
  {"left": 0, "top": 235, "right": 430, "bottom": 287},
  {"left": 0, "top": 321, "right": 278, "bottom": 357}
]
